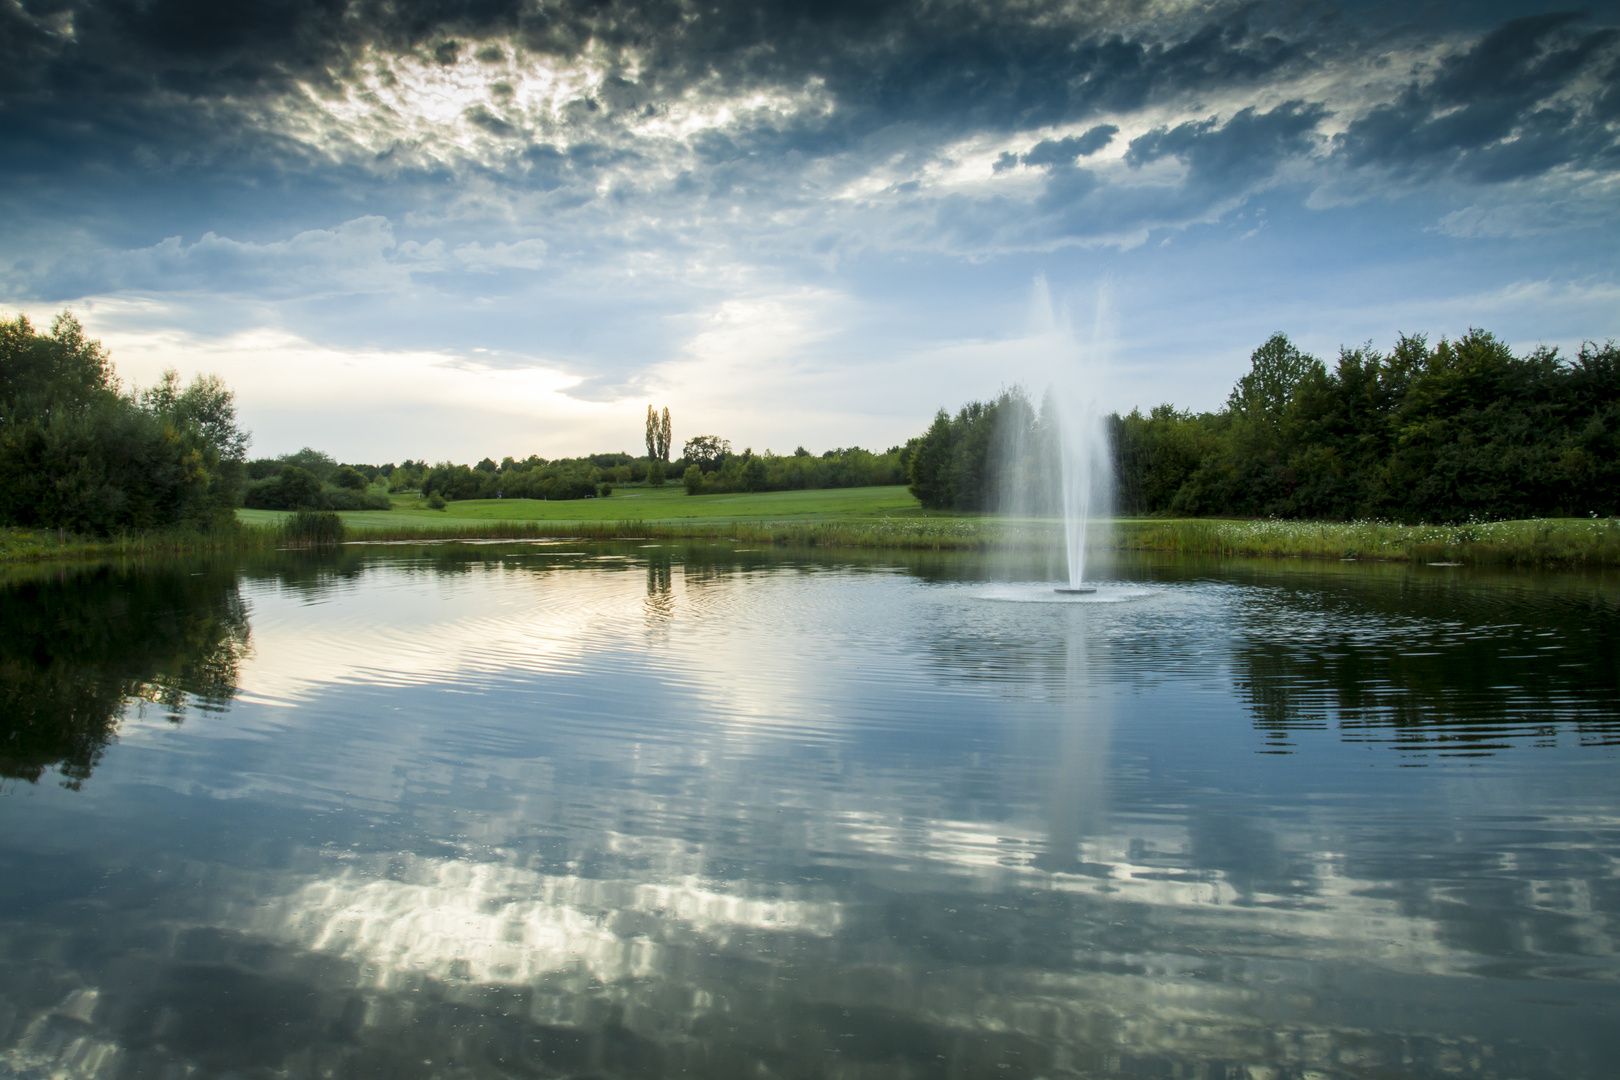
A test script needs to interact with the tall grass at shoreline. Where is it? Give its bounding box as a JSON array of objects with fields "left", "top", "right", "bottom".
[
  {"left": 0, "top": 523, "right": 255, "bottom": 562},
  {"left": 4, "top": 514, "right": 1617, "bottom": 568},
  {"left": 1114, "top": 516, "right": 1620, "bottom": 567}
]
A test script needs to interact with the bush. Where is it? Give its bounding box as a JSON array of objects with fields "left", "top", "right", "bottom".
[
  {"left": 426, "top": 491, "right": 447, "bottom": 510},
  {"left": 683, "top": 464, "right": 704, "bottom": 494},
  {"left": 320, "top": 487, "right": 390, "bottom": 511},
  {"left": 597, "top": 482, "right": 613, "bottom": 497},
  {"left": 333, "top": 466, "right": 367, "bottom": 490},
  {"left": 242, "top": 471, "right": 388, "bottom": 511}
]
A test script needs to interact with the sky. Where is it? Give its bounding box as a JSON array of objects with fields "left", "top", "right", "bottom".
[{"left": 2, "top": 0, "right": 1617, "bottom": 463}]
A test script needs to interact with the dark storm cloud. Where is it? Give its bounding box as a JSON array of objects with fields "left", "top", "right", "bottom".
[
  {"left": 1126, "top": 100, "right": 1329, "bottom": 187},
  {"left": 0, "top": 0, "right": 1308, "bottom": 170},
  {"left": 996, "top": 125, "right": 1120, "bottom": 172},
  {"left": 1, "top": 3, "right": 1611, "bottom": 184},
  {"left": 2, "top": 0, "right": 1617, "bottom": 308},
  {"left": 1337, "top": 12, "right": 1620, "bottom": 182},
  {"left": 0, "top": 0, "right": 1335, "bottom": 294},
  {"left": 925, "top": 100, "right": 1329, "bottom": 251}
]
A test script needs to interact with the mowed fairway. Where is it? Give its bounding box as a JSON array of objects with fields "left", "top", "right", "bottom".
[{"left": 238, "top": 484, "right": 926, "bottom": 530}]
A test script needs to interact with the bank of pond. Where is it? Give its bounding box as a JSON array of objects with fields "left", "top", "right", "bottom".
[{"left": 4, "top": 504, "right": 1617, "bottom": 569}]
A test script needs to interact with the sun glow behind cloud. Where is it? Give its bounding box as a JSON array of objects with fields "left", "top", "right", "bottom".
[{"left": 59, "top": 302, "right": 617, "bottom": 461}]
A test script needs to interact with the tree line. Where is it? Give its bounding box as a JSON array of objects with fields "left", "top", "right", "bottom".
[
  {"left": 235, "top": 429, "right": 908, "bottom": 510},
  {"left": 904, "top": 330, "right": 1620, "bottom": 521},
  {"left": 8, "top": 311, "right": 1612, "bottom": 533},
  {"left": 681, "top": 441, "right": 908, "bottom": 495},
  {"left": 409, "top": 441, "right": 908, "bottom": 502}
]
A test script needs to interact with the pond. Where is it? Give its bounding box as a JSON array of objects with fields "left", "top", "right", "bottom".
[{"left": 1, "top": 543, "right": 1617, "bottom": 1079}]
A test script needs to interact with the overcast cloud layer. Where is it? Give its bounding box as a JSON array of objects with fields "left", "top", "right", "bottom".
[{"left": 2, "top": 0, "right": 1617, "bottom": 459}]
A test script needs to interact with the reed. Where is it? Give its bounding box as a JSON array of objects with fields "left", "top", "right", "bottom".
[
  {"left": 0, "top": 523, "right": 268, "bottom": 562},
  {"left": 283, "top": 509, "right": 346, "bottom": 547},
  {"left": 1111, "top": 516, "right": 1620, "bottom": 568},
  {"left": 6, "top": 515, "right": 1617, "bottom": 568}
]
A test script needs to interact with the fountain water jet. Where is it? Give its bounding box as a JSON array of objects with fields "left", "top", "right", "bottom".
[
  {"left": 990, "top": 277, "right": 1114, "bottom": 597},
  {"left": 1052, "top": 385, "right": 1111, "bottom": 593},
  {"left": 1038, "top": 280, "right": 1114, "bottom": 595}
]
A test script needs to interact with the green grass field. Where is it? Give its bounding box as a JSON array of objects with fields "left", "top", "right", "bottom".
[
  {"left": 237, "top": 485, "right": 929, "bottom": 530},
  {"left": 7, "top": 485, "right": 1613, "bottom": 567},
  {"left": 227, "top": 488, "right": 1620, "bottom": 567}
]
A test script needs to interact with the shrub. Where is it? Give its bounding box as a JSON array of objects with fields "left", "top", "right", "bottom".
[{"left": 320, "top": 487, "right": 389, "bottom": 511}]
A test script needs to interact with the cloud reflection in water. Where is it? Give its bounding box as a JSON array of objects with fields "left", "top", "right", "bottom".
[{"left": 1, "top": 546, "right": 1616, "bottom": 1078}]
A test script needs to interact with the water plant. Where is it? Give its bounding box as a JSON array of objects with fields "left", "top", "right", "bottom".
[{"left": 282, "top": 509, "right": 346, "bottom": 547}]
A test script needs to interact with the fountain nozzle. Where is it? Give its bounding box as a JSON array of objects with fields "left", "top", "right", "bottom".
[{"left": 1054, "top": 586, "right": 1097, "bottom": 595}]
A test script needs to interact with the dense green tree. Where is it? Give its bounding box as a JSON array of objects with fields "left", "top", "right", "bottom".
[
  {"left": 742, "top": 454, "right": 767, "bottom": 492},
  {"left": 683, "top": 435, "right": 730, "bottom": 471},
  {"left": 277, "top": 446, "right": 336, "bottom": 481},
  {"left": 905, "top": 390, "right": 1052, "bottom": 512},
  {"left": 242, "top": 451, "right": 391, "bottom": 511},
  {"left": 0, "top": 311, "right": 114, "bottom": 417},
  {"left": 275, "top": 467, "right": 323, "bottom": 509},
  {"left": 0, "top": 313, "right": 248, "bottom": 534},
  {"left": 1147, "top": 331, "right": 1616, "bottom": 521},
  {"left": 1112, "top": 405, "right": 1208, "bottom": 516}
]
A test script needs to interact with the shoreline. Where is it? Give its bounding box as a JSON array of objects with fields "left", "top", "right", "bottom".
[{"left": 4, "top": 513, "right": 1618, "bottom": 570}]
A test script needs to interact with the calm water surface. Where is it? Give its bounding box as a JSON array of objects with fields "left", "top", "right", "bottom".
[{"left": 2, "top": 544, "right": 1617, "bottom": 1079}]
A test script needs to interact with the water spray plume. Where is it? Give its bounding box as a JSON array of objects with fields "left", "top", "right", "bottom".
[
  {"left": 1054, "top": 382, "right": 1111, "bottom": 592},
  {"left": 1021, "top": 277, "right": 1114, "bottom": 593}
]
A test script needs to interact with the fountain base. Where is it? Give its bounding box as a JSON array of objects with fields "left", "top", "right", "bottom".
[{"left": 1054, "top": 586, "right": 1097, "bottom": 595}]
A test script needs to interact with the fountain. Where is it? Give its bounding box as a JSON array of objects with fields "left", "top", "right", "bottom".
[
  {"left": 1024, "top": 278, "right": 1112, "bottom": 595},
  {"left": 985, "top": 277, "right": 1115, "bottom": 600},
  {"left": 1052, "top": 384, "right": 1112, "bottom": 593}
]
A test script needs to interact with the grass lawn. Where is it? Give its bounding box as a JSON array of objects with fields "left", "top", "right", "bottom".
[
  {"left": 238, "top": 485, "right": 928, "bottom": 529},
  {"left": 224, "top": 488, "right": 1620, "bottom": 567}
]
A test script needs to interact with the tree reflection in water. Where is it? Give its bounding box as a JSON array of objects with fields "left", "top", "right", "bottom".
[
  {"left": 1222, "top": 565, "right": 1620, "bottom": 755},
  {"left": 0, "top": 563, "right": 249, "bottom": 788}
]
